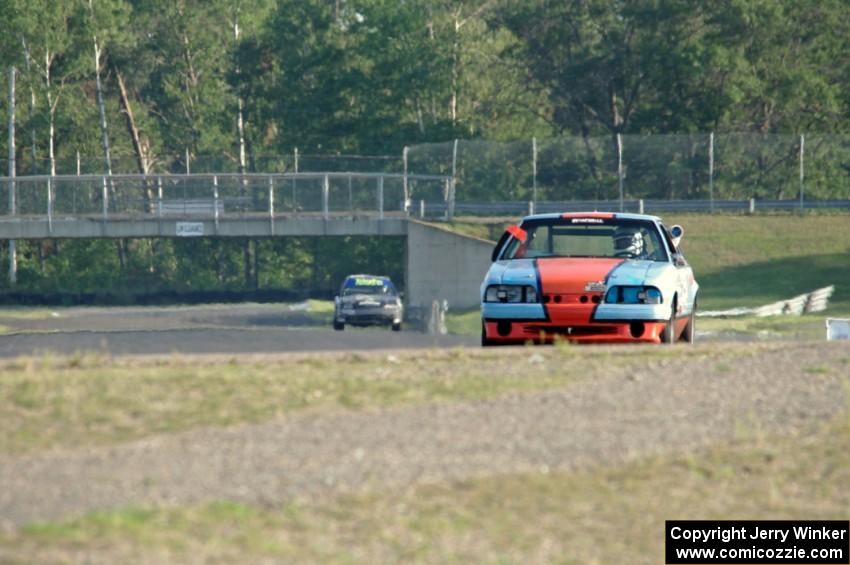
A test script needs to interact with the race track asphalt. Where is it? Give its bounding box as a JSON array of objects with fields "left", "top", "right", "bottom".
[
  {"left": 0, "top": 328, "right": 476, "bottom": 358},
  {"left": 0, "top": 303, "right": 477, "bottom": 358}
]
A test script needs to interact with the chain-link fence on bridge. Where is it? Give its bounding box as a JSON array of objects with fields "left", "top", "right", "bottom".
[
  {"left": 0, "top": 173, "right": 452, "bottom": 221},
  {"left": 0, "top": 152, "right": 403, "bottom": 177}
]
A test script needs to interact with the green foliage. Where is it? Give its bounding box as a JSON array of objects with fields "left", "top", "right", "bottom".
[
  {"left": 1, "top": 0, "right": 848, "bottom": 169},
  {"left": 0, "top": 236, "right": 405, "bottom": 299},
  {"left": 2, "top": 1, "right": 850, "bottom": 297}
]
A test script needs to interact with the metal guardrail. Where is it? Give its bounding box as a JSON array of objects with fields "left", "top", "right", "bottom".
[{"left": 414, "top": 198, "right": 850, "bottom": 218}]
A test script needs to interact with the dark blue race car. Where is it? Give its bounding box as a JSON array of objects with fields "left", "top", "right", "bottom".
[{"left": 333, "top": 274, "right": 404, "bottom": 331}]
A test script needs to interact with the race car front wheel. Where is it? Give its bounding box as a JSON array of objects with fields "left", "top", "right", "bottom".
[
  {"left": 681, "top": 300, "right": 696, "bottom": 344},
  {"left": 661, "top": 300, "right": 676, "bottom": 344},
  {"left": 481, "top": 323, "right": 496, "bottom": 347},
  {"left": 333, "top": 320, "right": 344, "bottom": 331}
]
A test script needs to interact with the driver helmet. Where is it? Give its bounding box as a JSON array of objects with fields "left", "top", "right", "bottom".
[{"left": 612, "top": 226, "right": 645, "bottom": 257}]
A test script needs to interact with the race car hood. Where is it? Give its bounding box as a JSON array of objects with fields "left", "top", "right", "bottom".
[
  {"left": 486, "top": 257, "right": 669, "bottom": 294},
  {"left": 484, "top": 258, "right": 671, "bottom": 293},
  {"left": 484, "top": 259, "right": 538, "bottom": 287},
  {"left": 535, "top": 257, "right": 623, "bottom": 294},
  {"left": 603, "top": 260, "right": 671, "bottom": 287}
]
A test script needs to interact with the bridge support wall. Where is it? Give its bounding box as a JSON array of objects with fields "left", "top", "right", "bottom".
[{"left": 405, "top": 220, "right": 494, "bottom": 310}]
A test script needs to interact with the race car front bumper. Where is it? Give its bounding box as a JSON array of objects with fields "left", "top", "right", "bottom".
[
  {"left": 337, "top": 306, "right": 402, "bottom": 326},
  {"left": 483, "top": 319, "right": 669, "bottom": 344},
  {"left": 482, "top": 301, "right": 675, "bottom": 344}
]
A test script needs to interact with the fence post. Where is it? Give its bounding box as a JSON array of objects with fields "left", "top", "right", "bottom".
[
  {"left": 443, "top": 178, "right": 452, "bottom": 221},
  {"left": 291, "top": 174, "right": 297, "bottom": 215},
  {"left": 532, "top": 136, "right": 537, "bottom": 204},
  {"left": 76, "top": 150, "right": 81, "bottom": 176},
  {"left": 213, "top": 175, "right": 220, "bottom": 231},
  {"left": 709, "top": 132, "right": 715, "bottom": 213},
  {"left": 102, "top": 175, "right": 109, "bottom": 220},
  {"left": 377, "top": 176, "right": 384, "bottom": 220},
  {"left": 638, "top": 198, "right": 644, "bottom": 215},
  {"left": 420, "top": 199, "right": 425, "bottom": 218},
  {"left": 47, "top": 177, "right": 53, "bottom": 234},
  {"left": 157, "top": 176, "right": 163, "bottom": 218},
  {"left": 7, "top": 66, "right": 17, "bottom": 286},
  {"left": 402, "top": 146, "right": 409, "bottom": 214},
  {"left": 294, "top": 147, "right": 299, "bottom": 173},
  {"left": 799, "top": 134, "right": 805, "bottom": 210},
  {"left": 185, "top": 147, "right": 190, "bottom": 175},
  {"left": 269, "top": 176, "right": 275, "bottom": 235},
  {"left": 617, "top": 133, "right": 624, "bottom": 213},
  {"left": 748, "top": 198, "right": 755, "bottom": 214},
  {"left": 528, "top": 201, "right": 534, "bottom": 216},
  {"left": 449, "top": 139, "right": 458, "bottom": 221},
  {"left": 322, "top": 173, "right": 329, "bottom": 220}
]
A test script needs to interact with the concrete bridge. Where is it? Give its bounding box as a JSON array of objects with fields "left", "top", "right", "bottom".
[{"left": 0, "top": 173, "right": 494, "bottom": 309}]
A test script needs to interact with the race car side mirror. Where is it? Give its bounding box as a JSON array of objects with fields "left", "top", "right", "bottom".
[
  {"left": 672, "top": 253, "right": 687, "bottom": 267},
  {"left": 670, "top": 224, "right": 684, "bottom": 248}
]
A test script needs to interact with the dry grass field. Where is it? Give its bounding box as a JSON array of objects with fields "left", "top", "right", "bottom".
[{"left": 1, "top": 342, "right": 848, "bottom": 563}]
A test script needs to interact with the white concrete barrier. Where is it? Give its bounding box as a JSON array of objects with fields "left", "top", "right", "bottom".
[
  {"left": 826, "top": 318, "right": 850, "bottom": 341},
  {"left": 700, "top": 286, "right": 835, "bottom": 318}
]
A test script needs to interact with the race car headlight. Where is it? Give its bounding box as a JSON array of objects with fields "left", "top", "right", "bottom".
[
  {"left": 484, "top": 285, "right": 539, "bottom": 303},
  {"left": 604, "top": 286, "right": 663, "bottom": 304}
]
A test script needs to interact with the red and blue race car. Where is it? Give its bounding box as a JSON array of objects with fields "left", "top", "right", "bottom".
[{"left": 481, "top": 212, "right": 698, "bottom": 345}]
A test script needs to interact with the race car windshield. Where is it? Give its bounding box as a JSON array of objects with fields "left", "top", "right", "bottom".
[
  {"left": 501, "top": 219, "right": 669, "bottom": 262},
  {"left": 342, "top": 278, "right": 396, "bottom": 296}
]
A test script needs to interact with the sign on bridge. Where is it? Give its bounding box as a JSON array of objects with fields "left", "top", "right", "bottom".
[{"left": 176, "top": 222, "right": 204, "bottom": 237}]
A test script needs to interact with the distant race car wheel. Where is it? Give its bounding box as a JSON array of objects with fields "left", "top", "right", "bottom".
[
  {"left": 333, "top": 320, "right": 344, "bottom": 331},
  {"left": 661, "top": 299, "right": 676, "bottom": 344},
  {"left": 392, "top": 321, "right": 402, "bottom": 332}
]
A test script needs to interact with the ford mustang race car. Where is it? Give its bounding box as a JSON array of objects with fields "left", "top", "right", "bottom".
[
  {"left": 334, "top": 274, "right": 403, "bottom": 331},
  {"left": 481, "top": 212, "right": 698, "bottom": 345}
]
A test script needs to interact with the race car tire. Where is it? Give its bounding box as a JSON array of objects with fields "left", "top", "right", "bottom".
[
  {"left": 661, "top": 300, "right": 676, "bottom": 344},
  {"left": 481, "top": 323, "right": 496, "bottom": 347},
  {"left": 681, "top": 301, "right": 696, "bottom": 344},
  {"left": 391, "top": 322, "right": 402, "bottom": 332},
  {"left": 333, "top": 320, "right": 344, "bottom": 331}
]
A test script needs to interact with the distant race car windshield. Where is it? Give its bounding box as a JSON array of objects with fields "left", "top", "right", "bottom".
[
  {"left": 501, "top": 218, "right": 669, "bottom": 262},
  {"left": 342, "top": 278, "right": 397, "bottom": 296}
]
